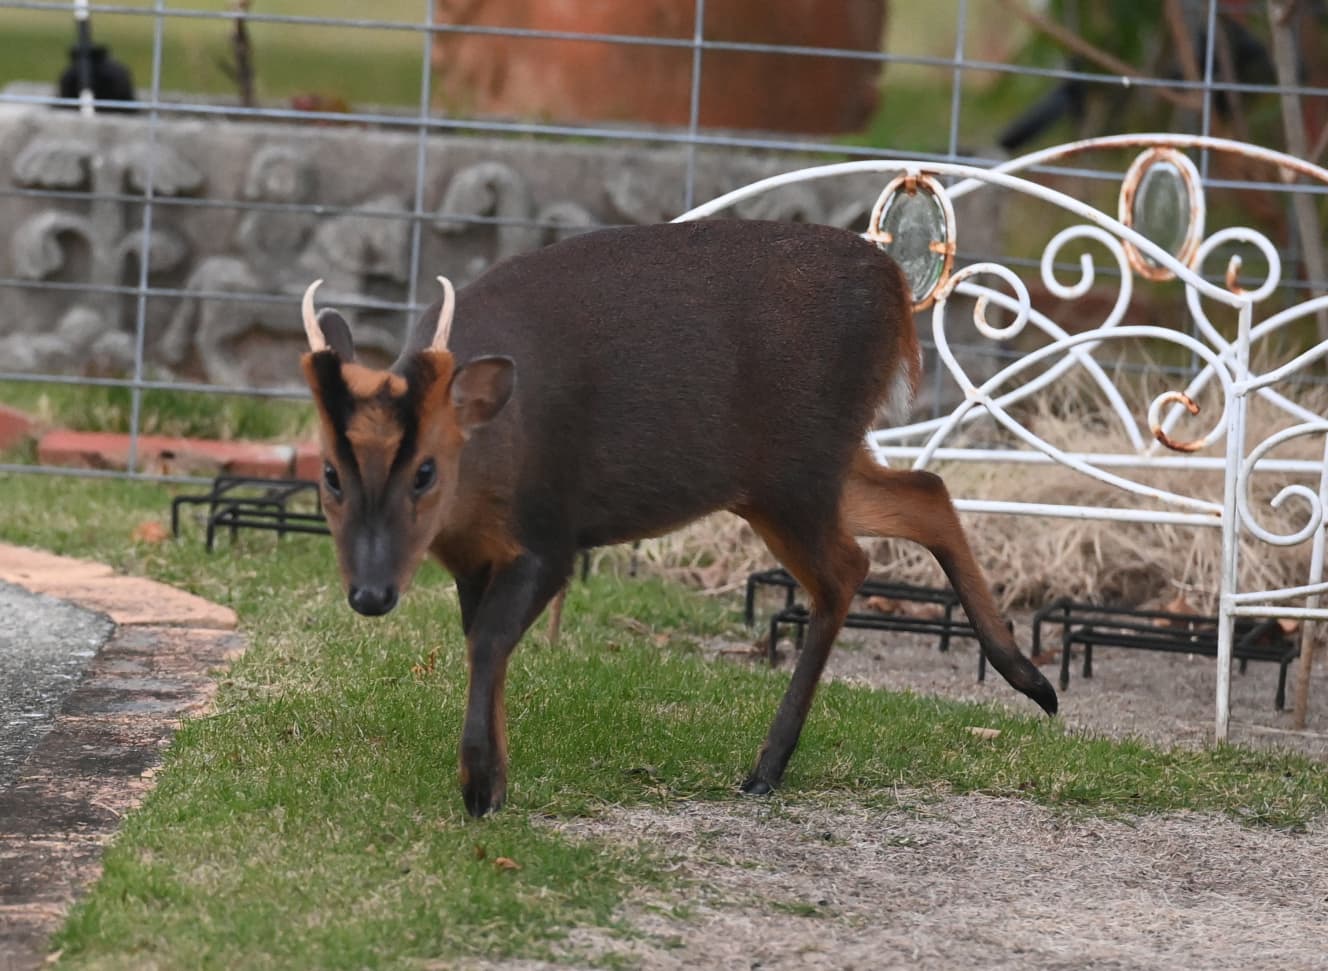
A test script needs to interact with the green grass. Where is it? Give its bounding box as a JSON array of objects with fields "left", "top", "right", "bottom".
[
  {"left": 0, "top": 2, "right": 424, "bottom": 108},
  {"left": 0, "top": 0, "right": 1035, "bottom": 154},
  {"left": 3, "top": 474, "right": 1327, "bottom": 967},
  {"left": 845, "top": 71, "right": 1049, "bottom": 157}
]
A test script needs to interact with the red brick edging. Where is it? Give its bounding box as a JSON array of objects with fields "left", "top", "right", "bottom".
[
  {"left": 0, "top": 406, "right": 35, "bottom": 454},
  {"left": 0, "top": 402, "right": 319, "bottom": 483},
  {"left": 35, "top": 430, "right": 321, "bottom": 482}
]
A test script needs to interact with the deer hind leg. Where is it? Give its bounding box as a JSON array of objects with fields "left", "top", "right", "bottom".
[
  {"left": 840, "top": 450, "right": 1058, "bottom": 715},
  {"left": 738, "top": 503, "right": 869, "bottom": 795}
]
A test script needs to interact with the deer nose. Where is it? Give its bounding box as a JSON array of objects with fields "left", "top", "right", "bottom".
[{"left": 348, "top": 584, "right": 398, "bottom": 616}]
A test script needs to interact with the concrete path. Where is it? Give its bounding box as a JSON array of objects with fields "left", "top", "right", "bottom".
[
  {"left": 0, "top": 584, "right": 112, "bottom": 790},
  {"left": 0, "top": 545, "right": 243, "bottom": 971}
]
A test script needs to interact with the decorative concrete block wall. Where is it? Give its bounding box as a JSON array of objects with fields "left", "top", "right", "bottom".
[{"left": 1, "top": 98, "right": 897, "bottom": 389}]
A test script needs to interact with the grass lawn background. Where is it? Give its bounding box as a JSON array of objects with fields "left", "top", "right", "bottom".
[
  {"left": 2, "top": 473, "right": 1327, "bottom": 968},
  {"left": 0, "top": 1, "right": 1045, "bottom": 153}
]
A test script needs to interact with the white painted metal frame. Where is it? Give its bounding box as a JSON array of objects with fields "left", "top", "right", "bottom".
[{"left": 675, "top": 134, "right": 1328, "bottom": 741}]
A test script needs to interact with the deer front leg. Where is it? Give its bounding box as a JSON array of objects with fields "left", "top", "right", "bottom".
[{"left": 458, "top": 551, "right": 569, "bottom": 817}]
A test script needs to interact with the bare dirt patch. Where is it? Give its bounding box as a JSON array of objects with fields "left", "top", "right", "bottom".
[
  {"left": 460, "top": 621, "right": 1328, "bottom": 971},
  {"left": 470, "top": 796, "right": 1328, "bottom": 971}
]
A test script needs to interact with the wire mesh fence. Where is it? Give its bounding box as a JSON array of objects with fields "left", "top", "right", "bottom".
[{"left": 0, "top": 0, "right": 1324, "bottom": 482}]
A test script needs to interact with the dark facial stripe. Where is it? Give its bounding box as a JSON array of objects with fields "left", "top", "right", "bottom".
[
  {"left": 386, "top": 353, "right": 439, "bottom": 481},
  {"left": 309, "top": 351, "right": 361, "bottom": 474}
]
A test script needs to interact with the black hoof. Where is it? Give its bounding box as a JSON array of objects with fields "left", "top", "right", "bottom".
[
  {"left": 741, "top": 776, "right": 775, "bottom": 796},
  {"left": 462, "top": 780, "right": 504, "bottom": 818},
  {"left": 1029, "top": 671, "right": 1059, "bottom": 716}
]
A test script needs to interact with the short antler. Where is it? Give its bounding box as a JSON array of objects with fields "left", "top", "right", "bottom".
[
  {"left": 302, "top": 279, "right": 327, "bottom": 352},
  {"left": 433, "top": 276, "right": 455, "bottom": 350}
]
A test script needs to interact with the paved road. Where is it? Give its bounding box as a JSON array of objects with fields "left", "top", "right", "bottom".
[{"left": 0, "top": 581, "right": 112, "bottom": 788}]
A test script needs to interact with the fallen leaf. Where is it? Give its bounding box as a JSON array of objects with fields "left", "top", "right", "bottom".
[
  {"left": 494, "top": 856, "right": 521, "bottom": 871},
  {"left": 131, "top": 520, "right": 170, "bottom": 544},
  {"left": 863, "top": 595, "right": 899, "bottom": 614},
  {"left": 472, "top": 844, "right": 486, "bottom": 861},
  {"left": 613, "top": 616, "right": 653, "bottom": 636},
  {"left": 906, "top": 602, "right": 945, "bottom": 621},
  {"left": 411, "top": 647, "right": 439, "bottom": 680},
  {"left": 1155, "top": 594, "right": 1204, "bottom": 629},
  {"left": 967, "top": 727, "right": 1001, "bottom": 740},
  {"left": 720, "top": 643, "right": 764, "bottom": 657},
  {"left": 1168, "top": 594, "right": 1199, "bottom": 612}
]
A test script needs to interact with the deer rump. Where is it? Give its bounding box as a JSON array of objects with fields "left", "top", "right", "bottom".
[{"left": 304, "top": 218, "right": 1056, "bottom": 818}]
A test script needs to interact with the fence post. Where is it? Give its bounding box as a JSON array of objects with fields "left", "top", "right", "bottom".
[{"left": 1216, "top": 297, "right": 1253, "bottom": 741}]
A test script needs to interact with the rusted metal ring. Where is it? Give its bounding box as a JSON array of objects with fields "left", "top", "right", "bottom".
[
  {"left": 864, "top": 171, "right": 957, "bottom": 312},
  {"left": 1149, "top": 391, "right": 1207, "bottom": 453}
]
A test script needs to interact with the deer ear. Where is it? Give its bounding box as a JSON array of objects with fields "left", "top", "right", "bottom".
[
  {"left": 316, "top": 309, "right": 355, "bottom": 361},
  {"left": 301, "top": 278, "right": 355, "bottom": 360},
  {"left": 449, "top": 356, "right": 514, "bottom": 435}
]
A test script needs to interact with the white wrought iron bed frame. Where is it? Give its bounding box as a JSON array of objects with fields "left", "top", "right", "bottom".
[{"left": 676, "top": 134, "right": 1328, "bottom": 741}]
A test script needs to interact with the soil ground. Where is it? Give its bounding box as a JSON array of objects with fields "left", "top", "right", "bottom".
[
  {"left": 518, "top": 795, "right": 1328, "bottom": 971},
  {"left": 469, "top": 621, "right": 1328, "bottom": 970},
  {"left": 809, "top": 617, "right": 1328, "bottom": 758}
]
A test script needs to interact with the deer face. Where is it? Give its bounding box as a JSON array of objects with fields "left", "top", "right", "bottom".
[{"left": 300, "top": 279, "right": 513, "bottom": 615}]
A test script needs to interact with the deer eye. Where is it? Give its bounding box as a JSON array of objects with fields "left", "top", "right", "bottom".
[
  {"left": 412, "top": 458, "right": 437, "bottom": 496},
  {"left": 322, "top": 461, "right": 342, "bottom": 498}
]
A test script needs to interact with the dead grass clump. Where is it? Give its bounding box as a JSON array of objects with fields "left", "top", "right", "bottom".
[{"left": 587, "top": 513, "right": 763, "bottom": 595}]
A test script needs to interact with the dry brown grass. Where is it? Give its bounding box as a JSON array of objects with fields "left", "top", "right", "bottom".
[{"left": 598, "top": 377, "right": 1326, "bottom": 615}]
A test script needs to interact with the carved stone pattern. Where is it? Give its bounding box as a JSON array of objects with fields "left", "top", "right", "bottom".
[{"left": 0, "top": 111, "right": 898, "bottom": 387}]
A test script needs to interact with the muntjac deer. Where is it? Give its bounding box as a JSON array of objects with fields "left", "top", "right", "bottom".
[{"left": 300, "top": 220, "right": 1057, "bottom": 817}]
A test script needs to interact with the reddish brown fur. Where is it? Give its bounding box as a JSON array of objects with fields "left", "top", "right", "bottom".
[
  {"left": 890, "top": 262, "right": 925, "bottom": 398},
  {"left": 839, "top": 451, "right": 1049, "bottom": 699},
  {"left": 342, "top": 362, "right": 407, "bottom": 398}
]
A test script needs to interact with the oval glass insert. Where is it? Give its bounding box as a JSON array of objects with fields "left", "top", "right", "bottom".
[
  {"left": 1135, "top": 161, "right": 1190, "bottom": 266},
  {"left": 1120, "top": 149, "right": 1204, "bottom": 281},
  {"left": 870, "top": 177, "right": 953, "bottom": 307}
]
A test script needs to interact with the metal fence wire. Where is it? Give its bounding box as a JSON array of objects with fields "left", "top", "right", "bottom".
[{"left": 0, "top": 0, "right": 1325, "bottom": 481}]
